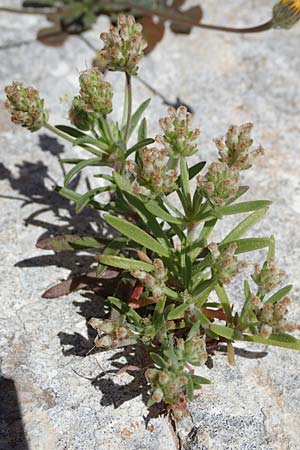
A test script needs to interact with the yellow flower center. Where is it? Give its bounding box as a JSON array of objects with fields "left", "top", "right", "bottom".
[{"left": 281, "top": 0, "right": 300, "bottom": 13}]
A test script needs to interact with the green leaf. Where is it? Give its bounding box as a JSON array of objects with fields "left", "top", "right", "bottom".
[
  {"left": 125, "top": 138, "right": 154, "bottom": 157},
  {"left": 104, "top": 214, "right": 170, "bottom": 257},
  {"left": 199, "top": 218, "right": 217, "bottom": 241},
  {"left": 191, "top": 374, "right": 211, "bottom": 387},
  {"left": 222, "top": 208, "right": 269, "bottom": 244},
  {"left": 75, "top": 186, "right": 113, "bottom": 213},
  {"left": 72, "top": 136, "right": 108, "bottom": 152},
  {"left": 210, "top": 324, "right": 242, "bottom": 341},
  {"left": 98, "top": 255, "right": 153, "bottom": 272},
  {"left": 215, "top": 283, "right": 232, "bottom": 321},
  {"left": 150, "top": 352, "right": 168, "bottom": 369},
  {"left": 243, "top": 333, "right": 300, "bottom": 350},
  {"left": 138, "top": 117, "right": 147, "bottom": 141},
  {"left": 267, "top": 234, "right": 276, "bottom": 260},
  {"left": 167, "top": 302, "right": 190, "bottom": 320},
  {"left": 163, "top": 286, "right": 182, "bottom": 301},
  {"left": 239, "top": 280, "right": 252, "bottom": 327},
  {"left": 153, "top": 298, "right": 166, "bottom": 329},
  {"left": 220, "top": 237, "right": 272, "bottom": 255},
  {"left": 121, "top": 191, "right": 171, "bottom": 249},
  {"left": 186, "top": 377, "right": 194, "bottom": 401},
  {"left": 228, "top": 185, "right": 249, "bottom": 203},
  {"left": 64, "top": 158, "right": 106, "bottom": 186},
  {"left": 145, "top": 201, "right": 182, "bottom": 224},
  {"left": 187, "top": 319, "right": 201, "bottom": 339},
  {"left": 55, "top": 125, "right": 86, "bottom": 138},
  {"left": 108, "top": 296, "right": 142, "bottom": 324},
  {"left": 97, "top": 236, "right": 128, "bottom": 276},
  {"left": 188, "top": 161, "right": 206, "bottom": 180},
  {"left": 127, "top": 98, "right": 151, "bottom": 139},
  {"left": 265, "top": 285, "right": 293, "bottom": 305},
  {"left": 180, "top": 157, "right": 191, "bottom": 206},
  {"left": 36, "top": 235, "right": 104, "bottom": 251},
  {"left": 217, "top": 200, "right": 272, "bottom": 216}
]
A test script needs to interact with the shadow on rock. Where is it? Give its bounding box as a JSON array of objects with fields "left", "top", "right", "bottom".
[{"left": 0, "top": 375, "right": 29, "bottom": 450}]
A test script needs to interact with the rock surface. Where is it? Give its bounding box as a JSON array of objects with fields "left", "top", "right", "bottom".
[{"left": 0, "top": 1, "right": 300, "bottom": 449}]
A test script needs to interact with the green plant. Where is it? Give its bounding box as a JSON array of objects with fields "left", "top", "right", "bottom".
[{"left": 5, "top": 13, "right": 300, "bottom": 420}]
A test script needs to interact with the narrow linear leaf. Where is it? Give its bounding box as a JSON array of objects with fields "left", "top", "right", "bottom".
[
  {"left": 125, "top": 138, "right": 154, "bottom": 157},
  {"left": 64, "top": 158, "right": 104, "bottom": 187},
  {"left": 188, "top": 161, "right": 206, "bottom": 180},
  {"left": 220, "top": 237, "right": 272, "bottom": 255},
  {"left": 164, "top": 286, "right": 182, "bottom": 301},
  {"left": 267, "top": 234, "right": 276, "bottom": 260},
  {"left": 167, "top": 302, "right": 190, "bottom": 320},
  {"left": 222, "top": 208, "right": 269, "bottom": 244},
  {"left": 215, "top": 283, "right": 232, "bottom": 321},
  {"left": 75, "top": 186, "right": 113, "bottom": 213},
  {"left": 217, "top": 200, "right": 272, "bottom": 216},
  {"left": 180, "top": 157, "right": 191, "bottom": 205},
  {"left": 55, "top": 125, "right": 86, "bottom": 138},
  {"left": 210, "top": 324, "right": 242, "bottom": 341},
  {"left": 138, "top": 117, "right": 147, "bottom": 141},
  {"left": 186, "top": 377, "right": 194, "bottom": 401},
  {"left": 104, "top": 214, "right": 170, "bottom": 257},
  {"left": 243, "top": 333, "right": 300, "bottom": 350},
  {"left": 108, "top": 296, "right": 142, "bottom": 324},
  {"left": 265, "top": 285, "right": 293, "bottom": 305},
  {"left": 98, "top": 255, "right": 153, "bottom": 272},
  {"left": 150, "top": 352, "right": 168, "bottom": 369},
  {"left": 145, "top": 201, "right": 182, "bottom": 224},
  {"left": 191, "top": 374, "right": 211, "bottom": 386},
  {"left": 128, "top": 98, "right": 151, "bottom": 138}
]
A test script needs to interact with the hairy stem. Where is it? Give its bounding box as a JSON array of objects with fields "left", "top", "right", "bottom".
[
  {"left": 44, "top": 123, "right": 75, "bottom": 144},
  {"left": 124, "top": 72, "right": 132, "bottom": 143}
]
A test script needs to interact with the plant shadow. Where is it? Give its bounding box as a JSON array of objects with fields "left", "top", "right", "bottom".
[{"left": 2, "top": 135, "right": 268, "bottom": 416}]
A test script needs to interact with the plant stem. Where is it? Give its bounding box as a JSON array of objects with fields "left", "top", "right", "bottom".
[
  {"left": 44, "top": 123, "right": 75, "bottom": 144},
  {"left": 0, "top": 5, "right": 83, "bottom": 16},
  {"left": 124, "top": 72, "right": 132, "bottom": 143},
  {"left": 123, "top": 2, "right": 273, "bottom": 34},
  {"left": 44, "top": 123, "right": 102, "bottom": 156}
]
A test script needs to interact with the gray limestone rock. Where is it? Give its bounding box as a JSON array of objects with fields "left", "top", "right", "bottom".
[{"left": 0, "top": 1, "right": 300, "bottom": 449}]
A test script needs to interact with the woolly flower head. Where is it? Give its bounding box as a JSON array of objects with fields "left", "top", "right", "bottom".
[
  {"left": 158, "top": 106, "right": 200, "bottom": 158},
  {"left": 126, "top": 146, "right": 178, "bottom": 197},
  {"left": 98, "top": 15, "right": 147, "bottom": 75},
  {"left": 214, "top": 122, "right": 264, "bottom": 171},
  {"left": 4, "top": 82, "right": 48, "bottom": 132}
]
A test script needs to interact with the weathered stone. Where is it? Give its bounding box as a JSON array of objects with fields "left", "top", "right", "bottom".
[{"left": 0, "top": 1, "right": 300, "bottom": 449}]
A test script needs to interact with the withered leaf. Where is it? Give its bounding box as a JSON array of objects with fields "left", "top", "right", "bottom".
[
  {"left": 170, "top": 6, "right": 203, "bottom": 34},
  {"left": 36, "top": 235, "right": 105, "bottom": 251},
  {"left": 42, "top": 269, "right": 119, "bottom": 299},
  {"left": 37, "top": 25, "right": 69, "bottom": 47},
  {"left": 140, "top": 16, "right": 165, "bottom": 55}
]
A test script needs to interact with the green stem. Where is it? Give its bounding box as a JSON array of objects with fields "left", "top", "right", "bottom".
[
  {"left": 124, "top": 72, "right": 132, "bottom": 143},
  {"left": 44, "top": 123, "right": 75, "bottom": 144},
  {"left": 44, "top": 123, "right": 102, "bottom": 156}
]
